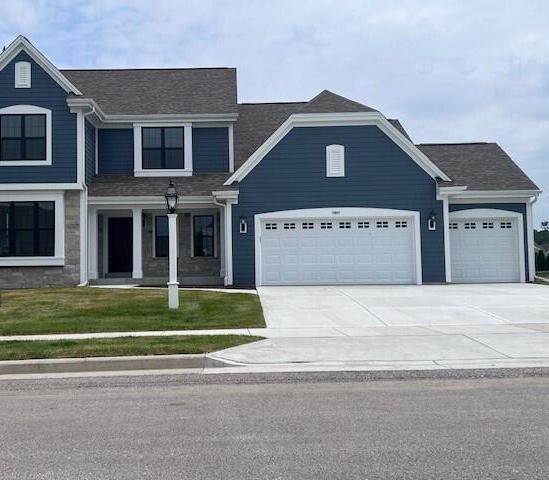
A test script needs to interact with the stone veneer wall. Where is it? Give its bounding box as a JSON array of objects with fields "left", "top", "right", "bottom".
[
  {"left": 142, "top": 211, "right": 221, "bottom": 279},
  {"left": 0, "top": 191, "right": 81, "bottom": 289}
]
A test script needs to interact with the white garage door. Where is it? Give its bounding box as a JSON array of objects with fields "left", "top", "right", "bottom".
[
  {"left": 258, "top": 214, "right": 418, "bottom": 285},
  {"left": 450, "top": 217, "right": 521, "bottom": 283}
]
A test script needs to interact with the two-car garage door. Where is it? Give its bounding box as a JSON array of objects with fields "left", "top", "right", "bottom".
[{"left": 257, "top": 209, "right": 419, "bottom": 286}]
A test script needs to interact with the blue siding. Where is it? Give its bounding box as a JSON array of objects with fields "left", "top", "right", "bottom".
[
  {"left": 0, "top": 52, "right": 77, "bottom": 183},
  {"left": 449, "top": 203, "right": 529, "bottom": 278},
  {"left": 192, "top": 127, "right": 229, "bottom": 172},
  {"left": 85, "top": 120, "right": 95, "bottom": 184},
  {"left": 97, "top": 129, "right": 134, "bottom": 175},
  {"left": 232, "top": 125, "right": 446, "bottom": 286}
]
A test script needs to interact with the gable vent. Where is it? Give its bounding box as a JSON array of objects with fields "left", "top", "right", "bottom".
[
  {"left": 326, "top": 144, "right": 345, "bottom": 177},
  {"left": 15, "top": 61, "right": 31, "bottom": 88}
]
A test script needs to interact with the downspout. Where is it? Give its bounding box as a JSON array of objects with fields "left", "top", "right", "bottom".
[
  {"left": 78, "top": 106, "right": 96, "bottom": 286},
  {"left": 528, "top": 192, "right": 540, "bottom": 282}
]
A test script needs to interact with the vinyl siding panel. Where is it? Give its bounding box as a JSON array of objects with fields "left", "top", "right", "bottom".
[
  {"left": 449, "top": 203, "right": 529, "bottom": 278},
  {"left": 192, "top": 127, "right": 229, "bottom": 172},
  {"left": 0, "top": 51, "right": 77, "bottom": 183},
  {"left": 85, "top": 120, "right": 96, "bottom": 184},
  {"left": 233, "top": 125, "right": 446, "bottom": 286},
  {"left": 97, "top": 128, "right": 134, "bottom": 175}
]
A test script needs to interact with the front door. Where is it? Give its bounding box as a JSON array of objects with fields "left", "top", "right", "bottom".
[{"left": 108, "top": 217, "right": 133, "bottom": 275}]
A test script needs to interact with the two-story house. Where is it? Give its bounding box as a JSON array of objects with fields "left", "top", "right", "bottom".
[{"left": 0, "top": 36, "right": 541, "bottom": 289}]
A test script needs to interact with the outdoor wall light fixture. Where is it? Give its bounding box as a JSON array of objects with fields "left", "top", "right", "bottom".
[
  {"left": 239, "top": 216, "right": 248, "bottom": 234},
  {"left": 428, "top": 211, "right": 436, "bottom": 231}
]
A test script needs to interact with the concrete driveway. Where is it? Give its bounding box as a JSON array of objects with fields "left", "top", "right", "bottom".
[{"left": 210, "top": 284, "right": 549, "bottom": 370}]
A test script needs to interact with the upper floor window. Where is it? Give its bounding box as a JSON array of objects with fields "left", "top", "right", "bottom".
[
  {"left": 326, "top": 144, "right": 345, "bottom": 177},
  {"left": 0, "top": 114, "right": 46, "bottom": 162},
  {"left": 142, "top": 127, "right": 184, "bottom": 170},
  {"left": 0, "top": 105, "right": 52, "bottom": 166}
]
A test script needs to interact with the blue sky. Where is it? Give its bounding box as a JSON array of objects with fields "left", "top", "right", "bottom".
[{"left": 1, "top": 0, "right": 548, "bottom": 225}]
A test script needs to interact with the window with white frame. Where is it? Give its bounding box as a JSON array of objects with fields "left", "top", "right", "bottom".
[
  {"left": 326, "top": 144, "right": 345, "bottom": 177},
  {"left": 142, "top": 127, "right": 184, "bottom": 170},
  {"left": 0, "top": 106, "right": 51, "bottom": 165}
]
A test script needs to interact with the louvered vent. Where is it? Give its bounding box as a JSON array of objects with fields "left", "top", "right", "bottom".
[
  {"left": 15, "top": 61, "right": 31, "bottom": 88},
  {"left": 326, "top": 144, "right": 345, "bottom": 177}
]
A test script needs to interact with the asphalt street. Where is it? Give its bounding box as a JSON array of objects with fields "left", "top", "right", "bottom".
[{"left": 1, "top": 372, "right": 548, "bottom": 479}]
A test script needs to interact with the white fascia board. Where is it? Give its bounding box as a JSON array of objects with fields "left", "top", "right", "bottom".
[
  {"left": 212, "top": 190, "right": 239, "bottom": 201},
  {"left": 88, "top": 195, "right": 214, "bottom": 206},
  {"left": 0, "top": 183, "right": 82, "bottom": 191},
  {"left": 224, "top": 111, "right": 452, "bottom": 185},
  {"left": 256, "top": 207, "right": 419, "bottom": 220},
  {"left": 0, "top": 36, "right": 82, "bottom": 94},
  {"left": 449, "top": 189, "right": 542, "bottom": 199}
]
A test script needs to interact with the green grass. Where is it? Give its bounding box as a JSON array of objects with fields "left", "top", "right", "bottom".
[
  {"left": 0, "top": 287, "right": 265, "bottom": 335},
  {"left": 0, "top": 335, "right": 263, "bottom": 361},
  {"left": 537, "top": 271, "right": 549, "bottom": 279}
]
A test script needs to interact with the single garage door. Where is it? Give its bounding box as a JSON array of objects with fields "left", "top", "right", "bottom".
[
  {"left": 258, "top": 213, "right": 418, "bottom": 285},
  {"left": 450, "top": 216, "right": 522, "bottom": 283}
]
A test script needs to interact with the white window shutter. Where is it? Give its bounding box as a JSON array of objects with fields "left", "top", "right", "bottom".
[
  {"left": 326, "top": 144, "right": 345, "bottom": 177},
  {"left": 15, "top": 61, "right": 31, "bottom": 88}
]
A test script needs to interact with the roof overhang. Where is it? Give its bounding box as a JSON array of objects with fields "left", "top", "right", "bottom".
[
  {"left": 224, "top": 111, "right": 452, "bottom": 185},
  {"left": 67, "top": 97, "right": 238, "bottom": 124},
  {"left": 0, "top": 35, "right": 82, "bottom": 95},
  {"left": 437, "top": 188, "right": 542, "bottom": 203}
]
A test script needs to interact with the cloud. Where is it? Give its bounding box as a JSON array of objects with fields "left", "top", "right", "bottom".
[{"left": 0, "top": 0, "right": 547, "bottom": 223}]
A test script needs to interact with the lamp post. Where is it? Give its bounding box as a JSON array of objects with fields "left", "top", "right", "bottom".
[{"left": 165, "top": 180, "right": 179, "bottom": 309}]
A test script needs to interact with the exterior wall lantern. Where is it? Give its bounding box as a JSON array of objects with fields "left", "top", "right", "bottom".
[
  {"left": 428, "top": 211, "right": 436, "bottom": 231},
  {"left": 164, "top": 180, "right": 179, "bottom": 309},
  {"left": 239, "top": 216, "right": 248, "bottom": 234}
]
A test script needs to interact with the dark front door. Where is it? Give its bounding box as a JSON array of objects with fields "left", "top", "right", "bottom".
[{"left": 108, "top": 217, "right": 133, "bottom": 274}]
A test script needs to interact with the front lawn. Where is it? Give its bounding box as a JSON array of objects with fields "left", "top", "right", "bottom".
[
  {"left": 0, "top": 287, "right": 265, "bottom": 335},
  {"left": 537, "top": 271, "right": 549, "bottom": 279},
  {"left": 0, "top": 335, "right": 262, "bottom": 361}
]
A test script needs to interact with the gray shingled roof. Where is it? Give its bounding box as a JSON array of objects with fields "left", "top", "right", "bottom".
[
  {"left": 88, "top": 173, "right": 234, "bottom": 197},
  {"left": 62, "top": 68, "right": 237, "bottom": 115},
  {"left": 298, "top": 90, "right": 377, "bottom": 114},
  {"left": 418, "top": 143, "right": 539, "bottom": 191}
]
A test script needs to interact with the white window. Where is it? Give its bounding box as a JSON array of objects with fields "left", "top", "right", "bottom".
[
  {"left": 265, "top": 223, "right": 278, "bottom": 230},
  {"left": 0, "top": 105, "right": 52, "bottom": 166},
  {"left": 376, "top": 221, "right": 389, "bottom": 228},
  {"left": 283, "top": 223, "right": 296, "bottom": 230},
  {"left": 339, "top": 221, "right": 351, "bottom": 229},
  {"left": 326, "top": 144, "right": 345, "bottom": 177},
  {"left": 15, "top": 61, "right": 31, "bottom": 88},
  {"left": 357, "top": 221, "right": 369, "bottom": 229}
]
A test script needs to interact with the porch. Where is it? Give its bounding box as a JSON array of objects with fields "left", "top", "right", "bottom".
[{"left": 87, "top": 195, "right": 233, "bottom": 287}]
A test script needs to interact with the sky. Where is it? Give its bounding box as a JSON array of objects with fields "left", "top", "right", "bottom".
[{"left": 1, "top": 0, "right": 548, "bottom": 226}]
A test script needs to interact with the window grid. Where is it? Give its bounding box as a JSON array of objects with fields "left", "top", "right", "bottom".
[
  {"left": 376, "top": 221, "right": 389, "bottom": 228},
  {"left": 283, "top": 223, "right": 296, "bottom": 230},
  {"left": 265, "top": 223, "right": 278, "bottom": 230},
  {"left": 320, "top": 222, "right": 333, "bottom": 229},
  {"left": 500, "top": 222, "right": 512, "bottom": 229},
  {"left": 464, "top": 222, "right": 476, "bottom": 230},
  {"left": 449, "top": 223, "right": 458, "bottom": 230},
  {"left": 339, "top": 221, "right": 351, "bottom": 229},
  {"left": 395, "top": 221, "right": 408, "bottom": 228},
  {"left": 302, "top": 222, "right": 314, "bottom": 230},
  {"left": 0, "top": 114, "right": 46, "bottom": 162},
  {"left": 142, "top": 127, "right": 184, "bottom": 170},
  {"left": 357, "top": 221, "right": 370, "bottom": 229},
  {"left": 482, "top": 222, "right": 494, "bottom": 229}
]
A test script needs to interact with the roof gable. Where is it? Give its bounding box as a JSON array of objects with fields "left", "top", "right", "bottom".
[
  {"left": 298, "top": 90, "right": 377, "bottom": 114},
  {"left": 0, "top": 35, "right": 81, "bottom": 94}
]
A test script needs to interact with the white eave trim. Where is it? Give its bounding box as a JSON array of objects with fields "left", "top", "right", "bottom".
[
  {"left": 212, "top": 190, "right": 239, "bottom": 201},
  {"left": 224, "top": 111, "right": 452, "bottom": 185},
  {"left": 448, "top": 189, "right": 542, "bottom": 199},
  {"left": 0, "top": 183, "right": 82, "bottom": 191},
  {"left": 88, "top": 195, "right": 215, "bottom": 206},
  {"left": 66, "top": 98, "right": 238, "bottom": 124},
  {"left": 0, "top": 36, "right": 82, "bottom": 95}
]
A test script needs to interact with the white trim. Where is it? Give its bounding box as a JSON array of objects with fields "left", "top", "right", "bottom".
[
  {"left": 527, "top": 198, "right": 536, "bottom": 282},
  {"left": 212, "top": 190, "right": 239, "bottom": 201},
  {"left": 0, "top": 36, "right": 82, "bottom": 94},
  {"left": 0, "top": 183, "right": 82, "bottom": 191},
  {"left": 442, "top": 195, "right": 451, "bottom": 283},
  {"left": 14, "top": 61, "right": 31, "bottom": 88},
  {"left": 102, "top": 211, "right": 132, "bottom": 276},
  {"left": 0, "top": 190, "right": 65, "bottom": 267},
  {"left": 228, "top": 123, "right": 234, "bottom": 172},
  {"left": 132, "top": 208, "right": 143, "bottom": 279},
  {"left": 79, "top": 189, "right": 88, "bottom": 284},
  {"left": 0, "top": 105, "right": 52, "bottom": 166},
  {"left": 448, "top": 196, "right": 533, "bottom": 204},
  {"left": 448, "top": 189, "right": 541, "bottom": 199},
  {"left": 66, "top": 98, "right": 237, "bottom": 124},
  {"left": 190, "top": 211, "right": 218, "bottom": 258},
  {"left": 449, "top": 208, "right": 526, "bottom": 283},
  {"left": 133, "top": 123, "right": 193, "bottom": 177},
  {"left": 76, "top": 110, "right": 84, "bottom": 184},
  {"left": 88, "top": 195, "right": 214, "bottom": 206},
  {"left": 88, "top": 206, "right": 98, "bottom": 280},
  {"left": 94, "top": 126, "right": 99, "bottom": 175},
  {"left": 225, "top": 201, "right": 234, "bottom": 285},
  {"left": 225, "top": 112, "right": 451, "bottom": 185},
  {"left": 253, "top": 207, "right": 423, "bottom": 286}
]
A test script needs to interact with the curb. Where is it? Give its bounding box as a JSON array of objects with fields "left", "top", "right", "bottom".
[{"left": 0, "top": 353, "right": 212, "bottom": 375}]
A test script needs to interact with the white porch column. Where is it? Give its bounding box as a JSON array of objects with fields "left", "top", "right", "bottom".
[
  {"left": 527, "top": 199, "right": 536, "bottom": 282},
  {"left": 219, "top": 207, "right": 226, "bottom": 279},
  {"left": 225, "top": 201, "right": 234, "bottom": 286},
  {"left": 167, "top": 213, "right": 179, "bottom": 309},
  {"left": 132, "top": 208, "right": 143, "bottom": 279},
  {"left": 442, "top": 196, "right": 451, "bottom": 283},
  {"left": 87, "top": 207, "right": 98, "bottom": 280}
]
